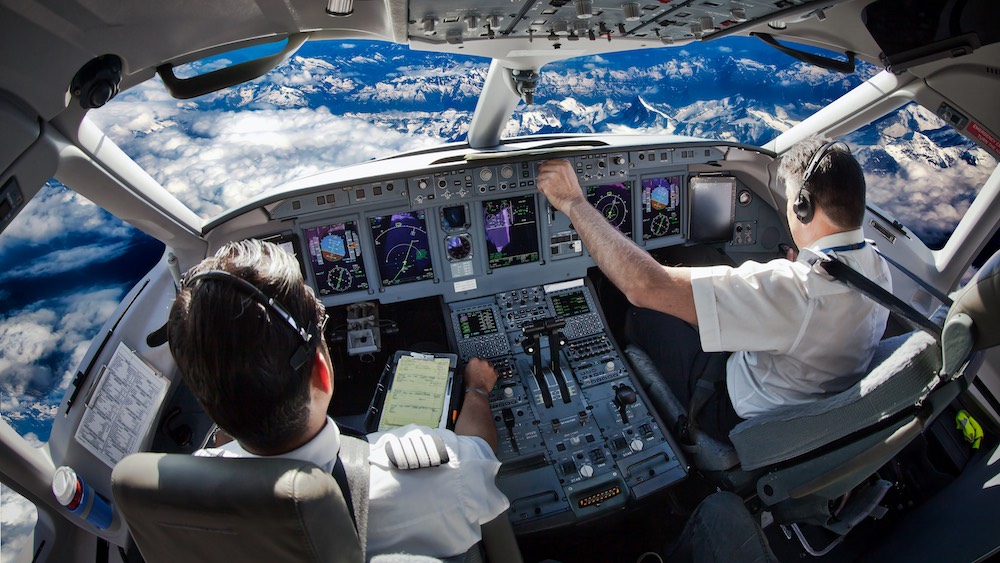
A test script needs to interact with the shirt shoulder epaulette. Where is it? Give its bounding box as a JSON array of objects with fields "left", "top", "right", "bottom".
[{"left": 383, "top": 430, "right": 450, "bottom": 470}]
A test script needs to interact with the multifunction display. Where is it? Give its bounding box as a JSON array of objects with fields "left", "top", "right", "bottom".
[
  {"left": 551, "top": 290, "right": 591, "bottom": 318},
  {"left": 457, "top": 307, "right": 500, "bottom": 339},
  {"left": 586, "top": 182, "right": 633, "bottom": 238},
  {"left": 370, "top": 210, "right": 434, "bottom": 287},
  {"left": 484, "top": 194, "right": 540, "bottom": 270},
  {"left": 304, "top": 221, "right": 370, "bottom": 295},
  {"left": 641, "top": 176, "right": 682, "bottom": 240}
]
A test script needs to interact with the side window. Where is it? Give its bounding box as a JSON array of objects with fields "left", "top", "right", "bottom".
[
  {"left": 1, "top": 473, "right": 39, "bottom": 558},
  {"left": 848, "top": 101, "right": 997, "bottom": 250},
  {"left": 0, "top": 180, "right": 163, "bottom": 558}
]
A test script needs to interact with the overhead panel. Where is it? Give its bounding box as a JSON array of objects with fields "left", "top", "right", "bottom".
[{"left": 407, "top": 0, "right": 818, "bottom": 46}]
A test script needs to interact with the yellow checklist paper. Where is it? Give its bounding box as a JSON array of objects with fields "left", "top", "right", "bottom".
[{"left": 378, "top": 354, "right": 452, "bottom": 431}]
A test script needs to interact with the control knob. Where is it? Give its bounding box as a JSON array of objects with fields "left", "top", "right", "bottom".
[
  {"left": 579, "top": 464, "right": 594, "bottom": 478},
  {"left": 630, "top": 438, "right": 644, "bottom": 452}
]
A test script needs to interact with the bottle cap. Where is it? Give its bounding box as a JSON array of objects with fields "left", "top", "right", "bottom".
[{"left": 51, "top": 466, "right": 78, "bottom": 506}]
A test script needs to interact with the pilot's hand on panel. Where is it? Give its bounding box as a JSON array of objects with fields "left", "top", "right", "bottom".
[
  {"left": 537, "top": 159, "right": 587, "bottom": 213},
  {"left": 464, "top": 357, "right": 498, "bottom": 395}
]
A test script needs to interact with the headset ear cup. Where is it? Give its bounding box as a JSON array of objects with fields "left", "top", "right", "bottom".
[{"left": 794, "top": 189, "right": 813, "bottom": 223}]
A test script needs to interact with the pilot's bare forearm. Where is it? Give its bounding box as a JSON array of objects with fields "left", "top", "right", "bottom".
[
  {"left": 455, "top": 358, "right": 500, "bottom": 452},
  {"left": 561, "top": 198, "right": 697, "bottom": 324},
  {"left": 538, "top": 159, "right": 696, "bottom": 324},
  {"left": 455, "top": 391, "right": 498, "bottom": 452}
]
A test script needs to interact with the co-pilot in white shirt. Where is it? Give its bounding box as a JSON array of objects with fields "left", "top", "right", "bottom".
[
  {"left": 691, "top": 229, "right": 891, "bottom": 418},
  {"left": 196, "top": 418, "right": 509, "bottom": 559}
]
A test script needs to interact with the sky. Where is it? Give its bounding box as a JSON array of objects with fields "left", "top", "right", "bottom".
[{"left": 0, "top": 37, "right": 996, "bottom": 559}]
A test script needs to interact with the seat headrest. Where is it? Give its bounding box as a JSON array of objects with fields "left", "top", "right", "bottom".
[
  {"left": 111, "top": 453, "right": 363, "bottom": 563},
  {"left": 947, "top": 249, "right": 1000, "bottom": 352}
]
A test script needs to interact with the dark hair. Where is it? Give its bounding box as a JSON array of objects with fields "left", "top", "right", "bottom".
[
  {"left": 779, "top": 137, "right": 867, "bottom": 229},
  {"left": 168, "top": 239, "right": 326, "bottom": 453}
]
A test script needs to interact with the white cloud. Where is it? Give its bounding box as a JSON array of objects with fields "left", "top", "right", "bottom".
[
  {"left": 1, "top": 483, "right": 38, "bottom": 563},
  {"left": 0, "top": 287, "right": 124, "bottom": 420},
  {"left": 865, "top": 158, "right": 992, "bottom": 242},
  {"left": 0, "top": 185, "right": 131, "bottom": 256},
  {"left": 92, "top": 104, "right": 450, "bottom": 218},
  {"left": 0, "top": 241, "right": 133, "bottom": 282}
]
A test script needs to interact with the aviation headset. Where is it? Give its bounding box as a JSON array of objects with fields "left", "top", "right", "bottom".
[
  {"left": 182, "top": 269, "right": 327, "bottom": 373},
  {"left": 793, "top": 140, "right": 849, "bottom": 224}
]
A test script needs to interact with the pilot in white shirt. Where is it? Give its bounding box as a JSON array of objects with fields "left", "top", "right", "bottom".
[
  {"left": 693, "top": 229, "right": 891, "bottom": 417},
  {"left": 197, "top": 419, "right": 509, "bottom": 558},
  {"left": 536, "top": 138, "right": 890, "bottom": 438},
  {"left": 169, "top": 239, "right": 509, "bottom": 559}
]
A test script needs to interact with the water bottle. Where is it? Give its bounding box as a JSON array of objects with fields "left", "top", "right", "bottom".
[{"left": 51, "top": 466, "right": 113, "bottom": 530}]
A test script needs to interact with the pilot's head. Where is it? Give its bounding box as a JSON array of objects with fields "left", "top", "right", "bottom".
[
  {"left": 168, "top": 239, "right": 330, "bottom": 454},
  {"left": 778, "top": 137, "right": 867, "bottom": 237}
]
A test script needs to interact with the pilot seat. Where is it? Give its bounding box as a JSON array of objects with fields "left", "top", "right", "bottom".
[{"left": 625, "top": 248, "right": 1000, "bottom": 554}]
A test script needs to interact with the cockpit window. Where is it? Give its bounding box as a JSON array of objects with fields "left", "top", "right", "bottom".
[
  {"left": 0, "top": 181, "right": 163, "bottom": 444},
  {"left": 91, "top": 37, "right": 882, "bottom": 220},
  {"left": 90, "top": 40, "right": 488, "bottom": 219},
  {"left": 848, "top": 102, "right": 997, "bottom": 250},
  {"left": 528, "top": 36, "right": 879, "bottom": 144}
]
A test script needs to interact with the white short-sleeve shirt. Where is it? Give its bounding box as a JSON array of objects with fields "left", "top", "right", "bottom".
[
  {"left": 690, "top": 229, "right": 891, "bottom": 418},
  {"left": 196, "top": 418, "right": 509, "bottom": 558}
]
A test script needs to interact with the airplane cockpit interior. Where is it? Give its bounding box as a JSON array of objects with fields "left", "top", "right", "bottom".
[{"left": 1, "top": 0, "right": 999, "bottom": 562}]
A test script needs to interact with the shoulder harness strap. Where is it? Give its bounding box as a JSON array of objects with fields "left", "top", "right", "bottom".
[
  {"left": 818, "top": 256, "right": 942, "bottom": 339},
  {"left": 332, "top": 434, "right": 371, "bottom": 561}
]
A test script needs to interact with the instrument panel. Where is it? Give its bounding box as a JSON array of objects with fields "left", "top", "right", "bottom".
[
  {"left": 273, "top": 144, "right": 784, "bottom": 308},
  {"left": 180, "top": 142, "right": 787, "bottom": 532},
  {"left": 449, "top": 279, "right": 685, "bottom": 532},
  {"left": 262, "top": 144, "right": 785, "bottom": 528}
]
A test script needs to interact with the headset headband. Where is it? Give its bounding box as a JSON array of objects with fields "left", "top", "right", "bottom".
[
  {"left": 183, "top": 269, "right": 324, "bottom": 372},
  {"left": 802, "top": 140, "right": 849, "bottom": 185}
]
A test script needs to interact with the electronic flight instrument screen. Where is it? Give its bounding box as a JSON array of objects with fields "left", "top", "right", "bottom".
[
  {"left": 585, "top": 182, "right": 633, "bottom": 238},
  {"left": 369, "top": 210, "right": 434, "bottom": 287},
  {"left": 457, "top": 307, "right": 500, "bottom": 339},
  {"left": 641, "top": 176, "right": 682, "bottom": 240},
  {"left": 550, "top": 290, "right": 591, "bottom": 318},
  {"left": 484, "top": 194, "right": 540, "bottom": 270},
  {"left": 304, "top": 221, "right": 370, "bottom": 295}
]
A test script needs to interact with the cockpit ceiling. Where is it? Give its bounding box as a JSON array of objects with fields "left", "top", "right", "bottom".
[
  {"left": 408, "top": 0, "right": 824, "bottom": 46},
  {"left": 1, "top": 0, "right": 875, "bottom": 121}
]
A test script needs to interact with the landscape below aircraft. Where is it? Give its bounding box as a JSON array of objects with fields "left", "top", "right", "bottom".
[{"left": 1, "top": 0, "right": 999, "bottom": 561}]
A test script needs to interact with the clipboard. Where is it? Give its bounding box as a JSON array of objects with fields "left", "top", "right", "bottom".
[{"left": 364, "top": 350, "right": 460, "bottom": 433}]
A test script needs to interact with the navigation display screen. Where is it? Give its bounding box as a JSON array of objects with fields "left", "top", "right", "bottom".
[
  {"left": 585, "top": 182, "right": 633, "bottom": 238},
  {"left": 304, "top": 221, "right": 370, "bottom": 295},
  {"left": 641, "top": 176, "right": 682, "bottom": 240},
  {"left": 370, "top": 210, "right": 434, "bottom": 287},
  {"left": 483, "top": 194, "right": 540, "bottom": 270},
  {"left": 551, "top": 291, "right": 590, "bottom": 318},
  {"left": 457, "top": 308, "right": 499, "bottom": 339},
  {"left": 688, "top": 176, "right": 736, "bottom": 243}
]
